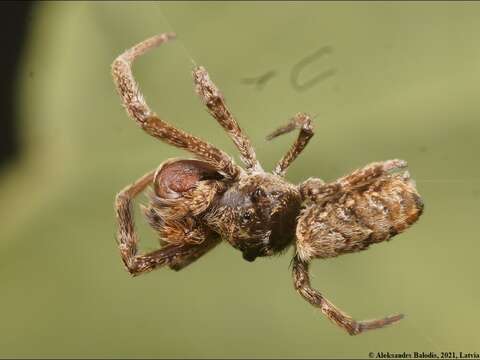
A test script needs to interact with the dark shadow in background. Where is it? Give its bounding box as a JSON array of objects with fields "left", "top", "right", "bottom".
[
  {"left": 0, "top": 1, "right": 33, "bottom": 171},
  {"left": 290, "top": 45, "right": 336, "bottom": 92}
]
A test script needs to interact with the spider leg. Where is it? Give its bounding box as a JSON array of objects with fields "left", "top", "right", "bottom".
[
  {"left": 112, "top": 33, "right": 240, "bottom": 179},
  {"left": 292, "top": 256, "right": 403, "bottom": 335},
  {"left": 193, "top": 66, "right": 261, "bottom": 172},
  {"left": 115, "top": 169, "right": 219, "bottom": 276},
  {"left": 266, "top": 112, "right": 314, "bottom": 177},
  {"left": 336, "top": 159, "right": 407, "bottom": 190},
  {"left": 168, "top": 237, "right": 221, "bottom": 271},
  {"left": 299, "top": 159, "right": 407, "bottom": 203}
]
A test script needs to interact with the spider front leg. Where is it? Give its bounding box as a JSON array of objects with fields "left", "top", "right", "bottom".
[
  {"left": 266, "top": 112, "right": 314, "bottom": 177},
  {"left": 112, "top": 33, "right": 241, "bottom": 179},
  {"left": 299, "top": 159, "right": 407, "bottom": 204},
  {"left": 292, "top": 256, "right": 403, "bottom": 335},
  {"left": 193, "top": 66, "right": 261, "bottom": 172},
  {"left": 115, "top": 169, "right": 219, "bottom": 276}
]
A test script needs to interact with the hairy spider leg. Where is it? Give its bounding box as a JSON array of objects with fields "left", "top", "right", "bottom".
[
  {"left": 299, "top": 159, "right": 408, "bottom": 204},
  {"left": 193, "top": 66, "right": 262, "bottom": 172},
  {"left": 115, "top": 169, "right": 221, "bottom": 276},
  {"left": 292, "top": 256, "right": 403, "bottom": 335},
  {"left": 266, "top": 112, "right": 314, "bottom": 177},
  {"left": 111, "top": 32, "right": 241, "bottom": 179}
]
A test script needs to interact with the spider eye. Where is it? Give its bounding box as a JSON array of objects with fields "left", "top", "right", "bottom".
[
  {"left": 252, "top": 188, "right": 265, "bottom": 202},
  {"left": 241, "top": 209, "right": 254, "bottom": 223}
]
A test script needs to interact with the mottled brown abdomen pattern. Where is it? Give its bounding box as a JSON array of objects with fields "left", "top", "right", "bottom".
[{"left": 296, "top": 173, "right": 423, "bottom": 262}]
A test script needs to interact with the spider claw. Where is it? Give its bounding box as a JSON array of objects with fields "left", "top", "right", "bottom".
[{"left": 353, "top": 313, "right": 404, "bottom": 335}]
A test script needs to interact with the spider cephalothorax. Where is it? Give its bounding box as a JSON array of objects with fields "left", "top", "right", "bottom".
[
  {"left": 206, "top": 172, "right": 302, "bottom": 261},
  {"left": 112, "top": 33, "right": 424, "bottom": 335}
]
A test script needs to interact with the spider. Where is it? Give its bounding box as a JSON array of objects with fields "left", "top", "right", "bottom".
[{"left": 111, "top": 33, "right": 424, "bottom": 336}]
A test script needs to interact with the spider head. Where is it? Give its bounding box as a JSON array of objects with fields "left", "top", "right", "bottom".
[{"left": 209, "top": 173, "right": 302, "bottom": 262}]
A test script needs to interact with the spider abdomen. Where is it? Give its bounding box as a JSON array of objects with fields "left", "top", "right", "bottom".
[{"left": 296, "top": 173, "right": 423, "bottom": 262}]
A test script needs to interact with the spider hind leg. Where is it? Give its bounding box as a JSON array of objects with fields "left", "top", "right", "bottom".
[{"left": 292, "top": 256, "right": 403, "bottom": 335}]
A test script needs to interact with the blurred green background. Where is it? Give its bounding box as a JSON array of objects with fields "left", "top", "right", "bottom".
[{"left": 1, "top": 1, "right": 479, "bottom": 358}]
